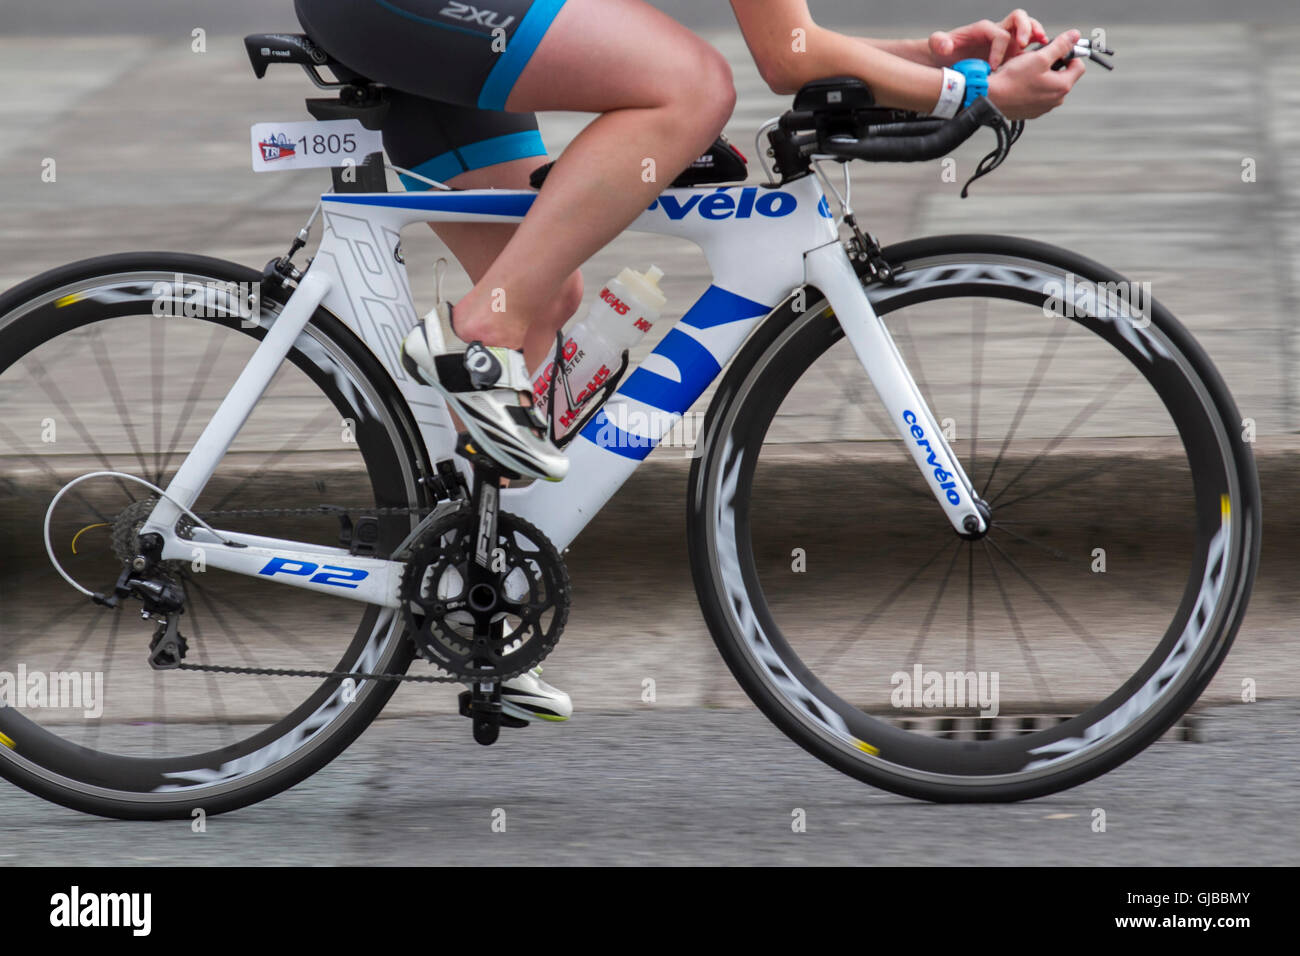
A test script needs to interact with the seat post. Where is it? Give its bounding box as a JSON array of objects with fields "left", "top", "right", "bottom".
[{"left": 305, "top": 85, "right": 390, "bottom": 194}]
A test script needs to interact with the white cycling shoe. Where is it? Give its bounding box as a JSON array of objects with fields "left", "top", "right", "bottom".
[
  {"left": 400, "top": 313, "right": 568, "bottom": 482},
  {"left": 459, "top": 667, "right": 572, "bottom": 727},
  {"left": 500, "top": 666, "right": 572, "bottom": 723}
]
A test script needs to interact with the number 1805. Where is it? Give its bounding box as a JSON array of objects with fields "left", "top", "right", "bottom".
[{"left": 297, "top": 132, "right": 357, "bottom": 155}]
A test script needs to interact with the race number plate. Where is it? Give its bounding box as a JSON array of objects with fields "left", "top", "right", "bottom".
[{"left": 250, "top": 119, "right": 384, "bottom": 173}]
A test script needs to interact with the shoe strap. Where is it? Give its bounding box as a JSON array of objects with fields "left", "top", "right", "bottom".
[
  {"left": 432, "top": 343, "right": 527, "bottom": 391},
  {"left": 434, "top": 343, "right": 547, "bottom": 433}
]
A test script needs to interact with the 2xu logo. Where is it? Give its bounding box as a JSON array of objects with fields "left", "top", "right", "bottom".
[
  {"left": 259, "top": 557, "right": 369, "bottom": 588},
  {"left": 649, "top": 187, "right": 832, "bottom": 221},
  {"left": 440, "top": 2, "right": 515, "bottom": 28}
]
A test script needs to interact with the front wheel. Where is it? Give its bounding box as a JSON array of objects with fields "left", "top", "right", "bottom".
[{"left": 688, "top": 235, "right": 1260, "bottom": 802}]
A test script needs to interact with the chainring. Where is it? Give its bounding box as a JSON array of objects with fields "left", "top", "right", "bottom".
[{"left": 399, "top": 503, "right": 569, "bottom": 682}]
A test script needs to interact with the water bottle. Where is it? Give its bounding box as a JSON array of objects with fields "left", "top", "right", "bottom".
[{"left": 531, "top": 265, "right": 667, "bottom": 441}]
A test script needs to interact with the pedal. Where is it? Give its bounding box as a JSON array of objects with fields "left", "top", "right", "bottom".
[
  {"left": 459, "top": 690, "right": 529, "bottom": 732},
  {"left": 337, "top": 513, "right": 381, "bottom": 556},
  {"left": 455, "top": 433, "right": 521, "bottom": 481},
  {"left": 420, "top": 458, "right": 469, "bottom": 503}
]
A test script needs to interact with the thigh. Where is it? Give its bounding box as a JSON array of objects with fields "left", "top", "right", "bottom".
[
  {"left": 504, "top": 0, "right": 728, "bottom": 113},
  {"left": 382, "top": 91, "right": 548, "bottom": 191},
  {"left": 293, "top": 0, "right": 568, "bottom": 109}
]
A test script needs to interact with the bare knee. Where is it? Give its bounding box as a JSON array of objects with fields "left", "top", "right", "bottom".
[
  {"left": 655, "top": 42, "right": 738, "bottom": 153},
  {"left": 668, "top": 45, "right": 736, "bottom": 151}
]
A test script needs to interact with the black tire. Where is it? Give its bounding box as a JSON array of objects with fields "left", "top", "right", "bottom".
[
  {"left": 688, "top": 235, "right": 1260, "bottom": 802},
  {"left": 0, "top": 253, "right": 431, "bottom": 818}
]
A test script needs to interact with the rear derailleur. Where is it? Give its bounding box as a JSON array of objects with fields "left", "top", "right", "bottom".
[{"left": 92, "top": 530, "right": 190, "bottom": 670}]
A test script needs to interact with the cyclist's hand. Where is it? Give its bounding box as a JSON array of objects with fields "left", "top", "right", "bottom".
[
  {"left": 986, "top": 30, "right": 1085, "bottom": 120},
  {"left": 929, "top": 9, "right": 1048, "bottom": 69}
]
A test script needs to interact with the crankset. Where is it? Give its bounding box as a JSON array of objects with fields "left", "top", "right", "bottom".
[
  {"left": 399, "top": 446, "right": 570, "bottom": 743},
  {"left": 398, "top": 495, "right": 570, "bottom": 681}
]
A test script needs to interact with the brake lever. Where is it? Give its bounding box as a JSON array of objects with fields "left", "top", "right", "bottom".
[{"left": 1052, "top": 36, "right": 1115, "bottom": 71}]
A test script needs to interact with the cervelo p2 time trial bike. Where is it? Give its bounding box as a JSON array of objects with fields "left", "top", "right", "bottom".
[{"left": 0, "top": 34, "right": 1259, "bottom": 818}]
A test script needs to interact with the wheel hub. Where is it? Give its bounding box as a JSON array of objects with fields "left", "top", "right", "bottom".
[{"left": 957, "top": 499, "right": 993, "bottom": 540}]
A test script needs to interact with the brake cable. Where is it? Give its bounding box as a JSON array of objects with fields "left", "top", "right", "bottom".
[{"left": 960, "top": 117, "right": 1021, "bottom": 198}]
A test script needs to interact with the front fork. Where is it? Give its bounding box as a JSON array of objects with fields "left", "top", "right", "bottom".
[{"left": 803, "top": 240, "right": 989, "bottom": 536}]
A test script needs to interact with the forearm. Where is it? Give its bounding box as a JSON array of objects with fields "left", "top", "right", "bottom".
[
  {"left": 781, "top": 25, "right": 945, "bottom": 112},
  {"left": 855, "top": 36, "right": 934, "bottom": 66}
]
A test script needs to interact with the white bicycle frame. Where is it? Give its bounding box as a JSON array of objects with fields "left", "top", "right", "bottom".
[{"left": 140, "top": 174, "right": 986, "bottom": 607}]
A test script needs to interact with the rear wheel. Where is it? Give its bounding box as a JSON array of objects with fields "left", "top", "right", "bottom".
[
  {"left": 688, "top": 235, "right": 1260, "bottom": 802},
  {"left": 0, "top": 254, "right": 429, "bottom": 818}
]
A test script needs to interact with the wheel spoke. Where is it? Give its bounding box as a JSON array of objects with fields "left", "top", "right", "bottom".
[
  {"left": 985, "top": 536, "right": 1124, "bottom": 677},
  {"left": 157, "top": 322, "right": 228, "bottom": 484},
  {"left": 205, "top": 402, "right": 341, "bottom": 513},
  {"left": 981, "top": 318, "right": 1068, "bottom": 498},
  {"left": 980, "top": 539, "right": 1052, "bottom": 705},
  {"left": 988, "top": 365, "right": 1135, "bottom": 508},
  {"left": 905, "top": 540, "right": 963, "bottom": 664},
  {"left": 965, "top": 544, "right": 976, "bottom": 674},
  {"left": 185, "top": 601, "right": 235, "bottom": 750},
  {"left": 187, "top": 578, "right": 296, "bottom": 716},
  {"left": 151, "top": 315, "right": 165, "bottom": 483},
  {"left": 992, "top": 459, "right": 1129, "bottom": 513},
  {"left": 21, "top": 351, "right": 137, "bottom": 502},
  {"left": 0, "top": 419, "right": 114, "bottom": 524},
  {"left": 969, "top": 299, "right": 986, "bottom": 481},
  {"left": 88, "top": 325, "right": 151, "bottom": 485},
  {"left": 809, "top": 537, "right": 958, "bottom": 671},
  {"left": 85, "top": 608, "right": 123, "bottom": 755}
]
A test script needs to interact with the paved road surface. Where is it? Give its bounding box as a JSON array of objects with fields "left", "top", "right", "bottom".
[{"left": 0, "top": 701, "right": 1294, "bottom": 865}]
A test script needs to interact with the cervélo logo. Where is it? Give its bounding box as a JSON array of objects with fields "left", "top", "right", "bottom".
[{"left": 649, "top": 187, "right": 801, "bottom": 220}]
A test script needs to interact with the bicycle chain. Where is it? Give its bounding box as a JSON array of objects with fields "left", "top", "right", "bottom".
[
  {"left": 167, "top": 502, "right": 470, "bottom": 684},
  {"left": 174, "top": 662, "right": 463, "bottom": 683},
  {"left": 185, "top": 503, "right": 439, "bottom": 522}
]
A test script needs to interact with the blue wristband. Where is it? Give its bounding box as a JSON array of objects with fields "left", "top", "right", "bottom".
[{"left": 952, "top": 59, "right": 990, "bottom": 108}]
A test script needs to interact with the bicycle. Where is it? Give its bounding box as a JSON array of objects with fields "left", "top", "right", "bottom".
[{"left": 0, "top": 33, "right": 1259, "bottom": 817}]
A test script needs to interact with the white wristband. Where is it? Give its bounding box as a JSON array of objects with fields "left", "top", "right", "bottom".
[{"left": 932, "top": 68, "right": 965, "bottom": 119}]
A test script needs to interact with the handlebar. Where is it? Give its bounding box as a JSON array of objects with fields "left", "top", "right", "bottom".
[
  {"left": 818, "top": 97, "right": 1003, "bottom": 164},
  {"left": 770, "top": 94, "right": 1018, "bottom": 197},
  {"left": 769, "top": 33, "right": 1116, "bottom": 195}
]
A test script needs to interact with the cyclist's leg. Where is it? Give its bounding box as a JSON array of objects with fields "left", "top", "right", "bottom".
[
  {"left": 446, "top": 0, "right": 736, "bottom": 348},
  {"left": 296, "top": 0, "right": 733, "bottom": 350},
  {"left": 431, "top": 159, "right": 583, "bottom": 373},
  {"left": 378, "top": 91, "right": 583, "bottom": 370}
]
